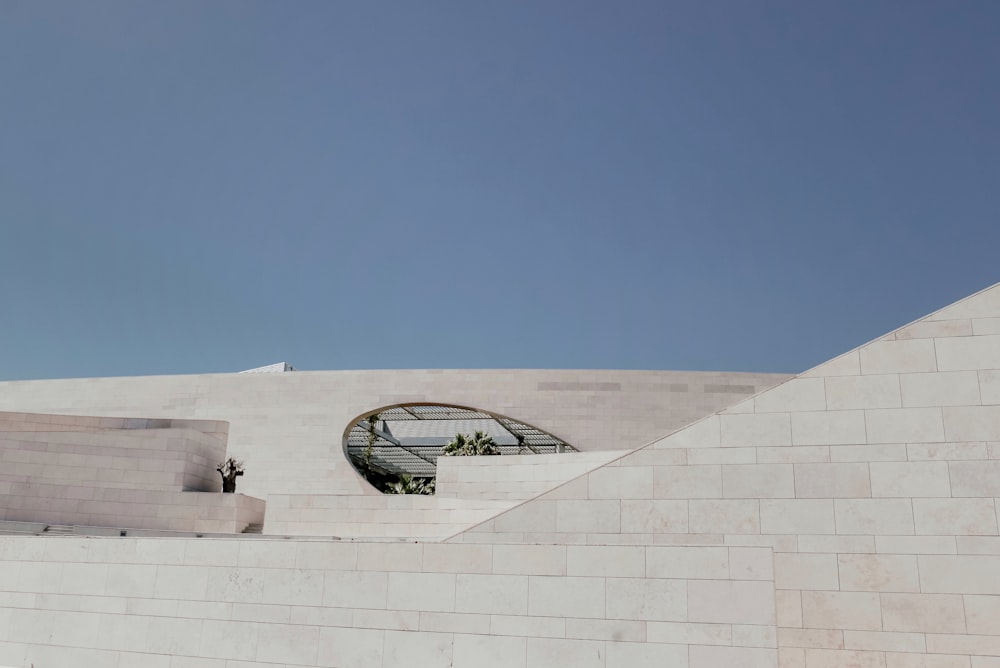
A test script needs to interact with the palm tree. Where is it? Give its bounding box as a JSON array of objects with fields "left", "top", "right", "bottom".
[{"left": 442, "top": 430, "right": 500, "bottom": 456}]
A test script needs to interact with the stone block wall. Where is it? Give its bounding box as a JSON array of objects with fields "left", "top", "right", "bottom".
[
  {"left": 0, "top": 283, "right": 998, "bottom": 666},
  {"left": 435, "top": 451, "right": 622, "bottom": 501},
  {"left": 0, "top": 536, "right": 775, "bottom": 668},
  {"left": 264, "top": 494, "right": 514, "bottom": 539},
  {"left": 449, "top": 282, "right": 1000, "bottom": 667}
]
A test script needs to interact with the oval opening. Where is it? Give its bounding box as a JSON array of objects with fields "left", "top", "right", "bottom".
[{"left": 343, "top": 403, "right": 576, "bottom": 494}]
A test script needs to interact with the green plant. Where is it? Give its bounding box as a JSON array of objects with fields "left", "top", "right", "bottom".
[
  {"left": 217, "top": 457, "right": 244, "bottom": 493},
  {"left": 442, "top": 430, "right": 500, "bottom": 456},
  {"left": 362, "top": 412, "right": 380, "bottom": 474},
  {"left": 385, "top": 474, "right": 436, "bottom": 495}
]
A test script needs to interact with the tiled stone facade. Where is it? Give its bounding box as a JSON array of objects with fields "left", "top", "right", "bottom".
[{"left": 0, "top": 283, "right": 998, "bottom": 666}]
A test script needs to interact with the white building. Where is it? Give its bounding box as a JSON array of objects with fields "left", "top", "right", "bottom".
[{"left": 0, "top": 283, "right": 999, "bottom": 667}]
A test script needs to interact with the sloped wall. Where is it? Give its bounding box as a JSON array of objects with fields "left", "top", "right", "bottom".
[{"left": 453, "top": 282, "right": 1000, "bottom": 667}]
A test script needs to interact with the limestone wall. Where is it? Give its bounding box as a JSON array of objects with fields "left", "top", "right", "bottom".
[
  {"left": 0, "top": 370, "right": 788, "bottom": 499},
  {"left": 451, "top": 282, "right": 1000, "bottom": 667},
  {"left": 0, "top": 284, "right": 998, "bottom": 666},
  {"left": 0, "top": 536, "right": 774, "bottom": 668},
  {"left": 264, "top": 494, "right": 514, "bottom": 539},
  {"left": 435, "top": 451, "right": 622, "bottom": 501}
]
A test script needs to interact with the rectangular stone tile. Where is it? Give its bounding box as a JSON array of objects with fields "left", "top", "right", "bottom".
[
  {"left": 730, "top": 546, "right": 774, "bottom": 581},
  {"left": 526, "top": 637, "right": 603, "bottom": 668},
  {"left": 880, "top": 592, "right": 966, "bottom": 633},
  {"left": 869, "top": 461, "right": 951, "bottom": 497},
  {"left": 901, "top": 371, "right": 981, "bottom": 407},
  {"left": 913, "top": 499, "right": 998, "bottom": 536},
  {"left": 382, "top": 630, "right": 453, "bottom": 668},
  {"left": 689, "top": 645, "right": 776, "bottom": 668},
  {"left": 957, "top": 536, "right": 1000, "bottom": 555},
  {"left": 861, "top": 339, "right": 937, "bottom": 374},
  {"left": 255, "top": 623, "right": 319, "bottom": 665},
  {"left": 980, "top": 369, "right": 1000, "bottom": 404},
  {"left": 875, "top": 536, "right": 956, "bottom": 555},
  {"left": 260, "top": 568, "right": 324, "bottom": 606},
  {"left": 720, "top": 413, "right": 792, "bottom": 447},
  {"left": 490, "top": 614, "right": 564, "bottom": 639},
  {"left": 587, "top": 466, "right": 653, "bottom": 499},
  {"left": 455, "top": 574, "right": 528, "bottom": 615},
  {"left": 774, "top": 553, "right": 840, "bottom": 591},
  {"left": 792, "top": 411, "right": 868, "bottom": 446},
  {"left": 964, "top": 594, "right": 1000, "bottom": 635},
  {"left": 528, "top": 576, "right": 605, "bottom": 619},
  {"left": 906, "top": 442, "right": 988, "bottom": 461},
  {"left": 567, "top": 546, "right": 644, "bottom": 578},
  {"left": 688, "top": 580, "right": 774, "bottom": 625},
  {"left": 653, "top": 465, "right": 722, "bottom": 499},
  {"left": 835, "top": 499, "right": 915, "bottom": 535},
  {"left": 943, "top": 406, "right": 1000, "bottom": 442},
  {"left": 973, "top": 317, "right": 1000, "bottom": 335},
  {"left": 805, "top": 649, "right": 888, "bottom": 667},
  {"left": 896, "top": 319, "right": 972, "bottom": 340},
  {"left": 837, "top": 554, "right": 920, "bottom": 593},
  {"left": 646, "top": 621, "right": 731, "bottom": 645},
  {"left": 927, "top": 634, "right": 1000, "bottom": 656},
  {"left": 606, "top": 577, "right": 686, "bottom": 622},
  {"left": 949, "top": 460, "right": 1000, "bottom": 496},
  {"left": 831, "top": 444, "right": 907, "bottom": 462},
  {"left": 794, "top": 463, "right": 871, "bottom": 498},
  {"left": 605, "top": 640, "right": 689, "bottom": 668},
  {"left": 422, "top": 544, "right": 492, "bottom": 574},
  {"left": 936, "top": 334, "right": 1000, "bottom": 371},
  {"left": 754, "top": 378, "right": 826, "bottom": 413},
  {"left": 491, "top": 545, "right": 566, "bottom": 576},
  {"left": 756, "top": 446, "right": 830, "bottom": 463},
  {"left": 386, "top": 572, "right": 455, "bottom": 612},
  {"left": 798, "top": 534, "right": 876, "bottom": 553},
  {"left": 453, "top": 634, "right": 526, "bottom": 668},
  {"left": 555, "top": 500, "right": 620, "bottom": 533},
  {"left": 761, "top": 499, "right": 836, "bottom": 535},
  {"left": 776, "top": 590, "right": 802, "bottom": 627},
  {"left": 723, "top": 464, "right": 795, "bottom": 498},
  {"left": 687, "top": 446, "right": 756, "bottom": 464},
  {"left": 886, "top": 653, "right": 971, "bottom": 668},
  {"left": 778, "top": 628, "right": 844, "bottom": 649},
  {"left": 867, "top": 408, "right": 946, "bottom": 444},
  {"left": 419, "top": 611, "right": 490, "bottom": 634},
  {"left": 645, "top": 546, "right": 729, "bottom": 579},
  {"left": 620, "top": 500, "right": 688, "bottom": 534},
  {"left": 690, "top": 499, "right": 760, "bottom": 534},
  {"left": 826, "top": 375, "right": 901, "bottom": 410},
  {"left": 732, "top": 624, "right": 777, "bottom": 648},
  {"left": 801, "top": 591, "right": 883, "bottom": 631},
  {"left": 918, "top": 555, "right": 1000, "bottom": 594},
  {"left": 566, "top": 618, "right": 645, "bottom": 642},
  {"left": 494, "top": 500, "right": 557, "bottom": 533}
]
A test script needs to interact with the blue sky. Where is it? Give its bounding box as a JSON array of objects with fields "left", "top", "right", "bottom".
[{"left": 1, "top": 1, "right": 998, "bottom": 380}]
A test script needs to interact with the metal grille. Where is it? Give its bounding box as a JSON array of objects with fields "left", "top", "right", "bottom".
[{"left": 345, "top": 405, "right": 575, "bottom": 478}]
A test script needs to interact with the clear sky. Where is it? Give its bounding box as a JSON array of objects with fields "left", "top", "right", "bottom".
[{"left": 1, "top": 1, "right": 998, "bottom": 380}]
